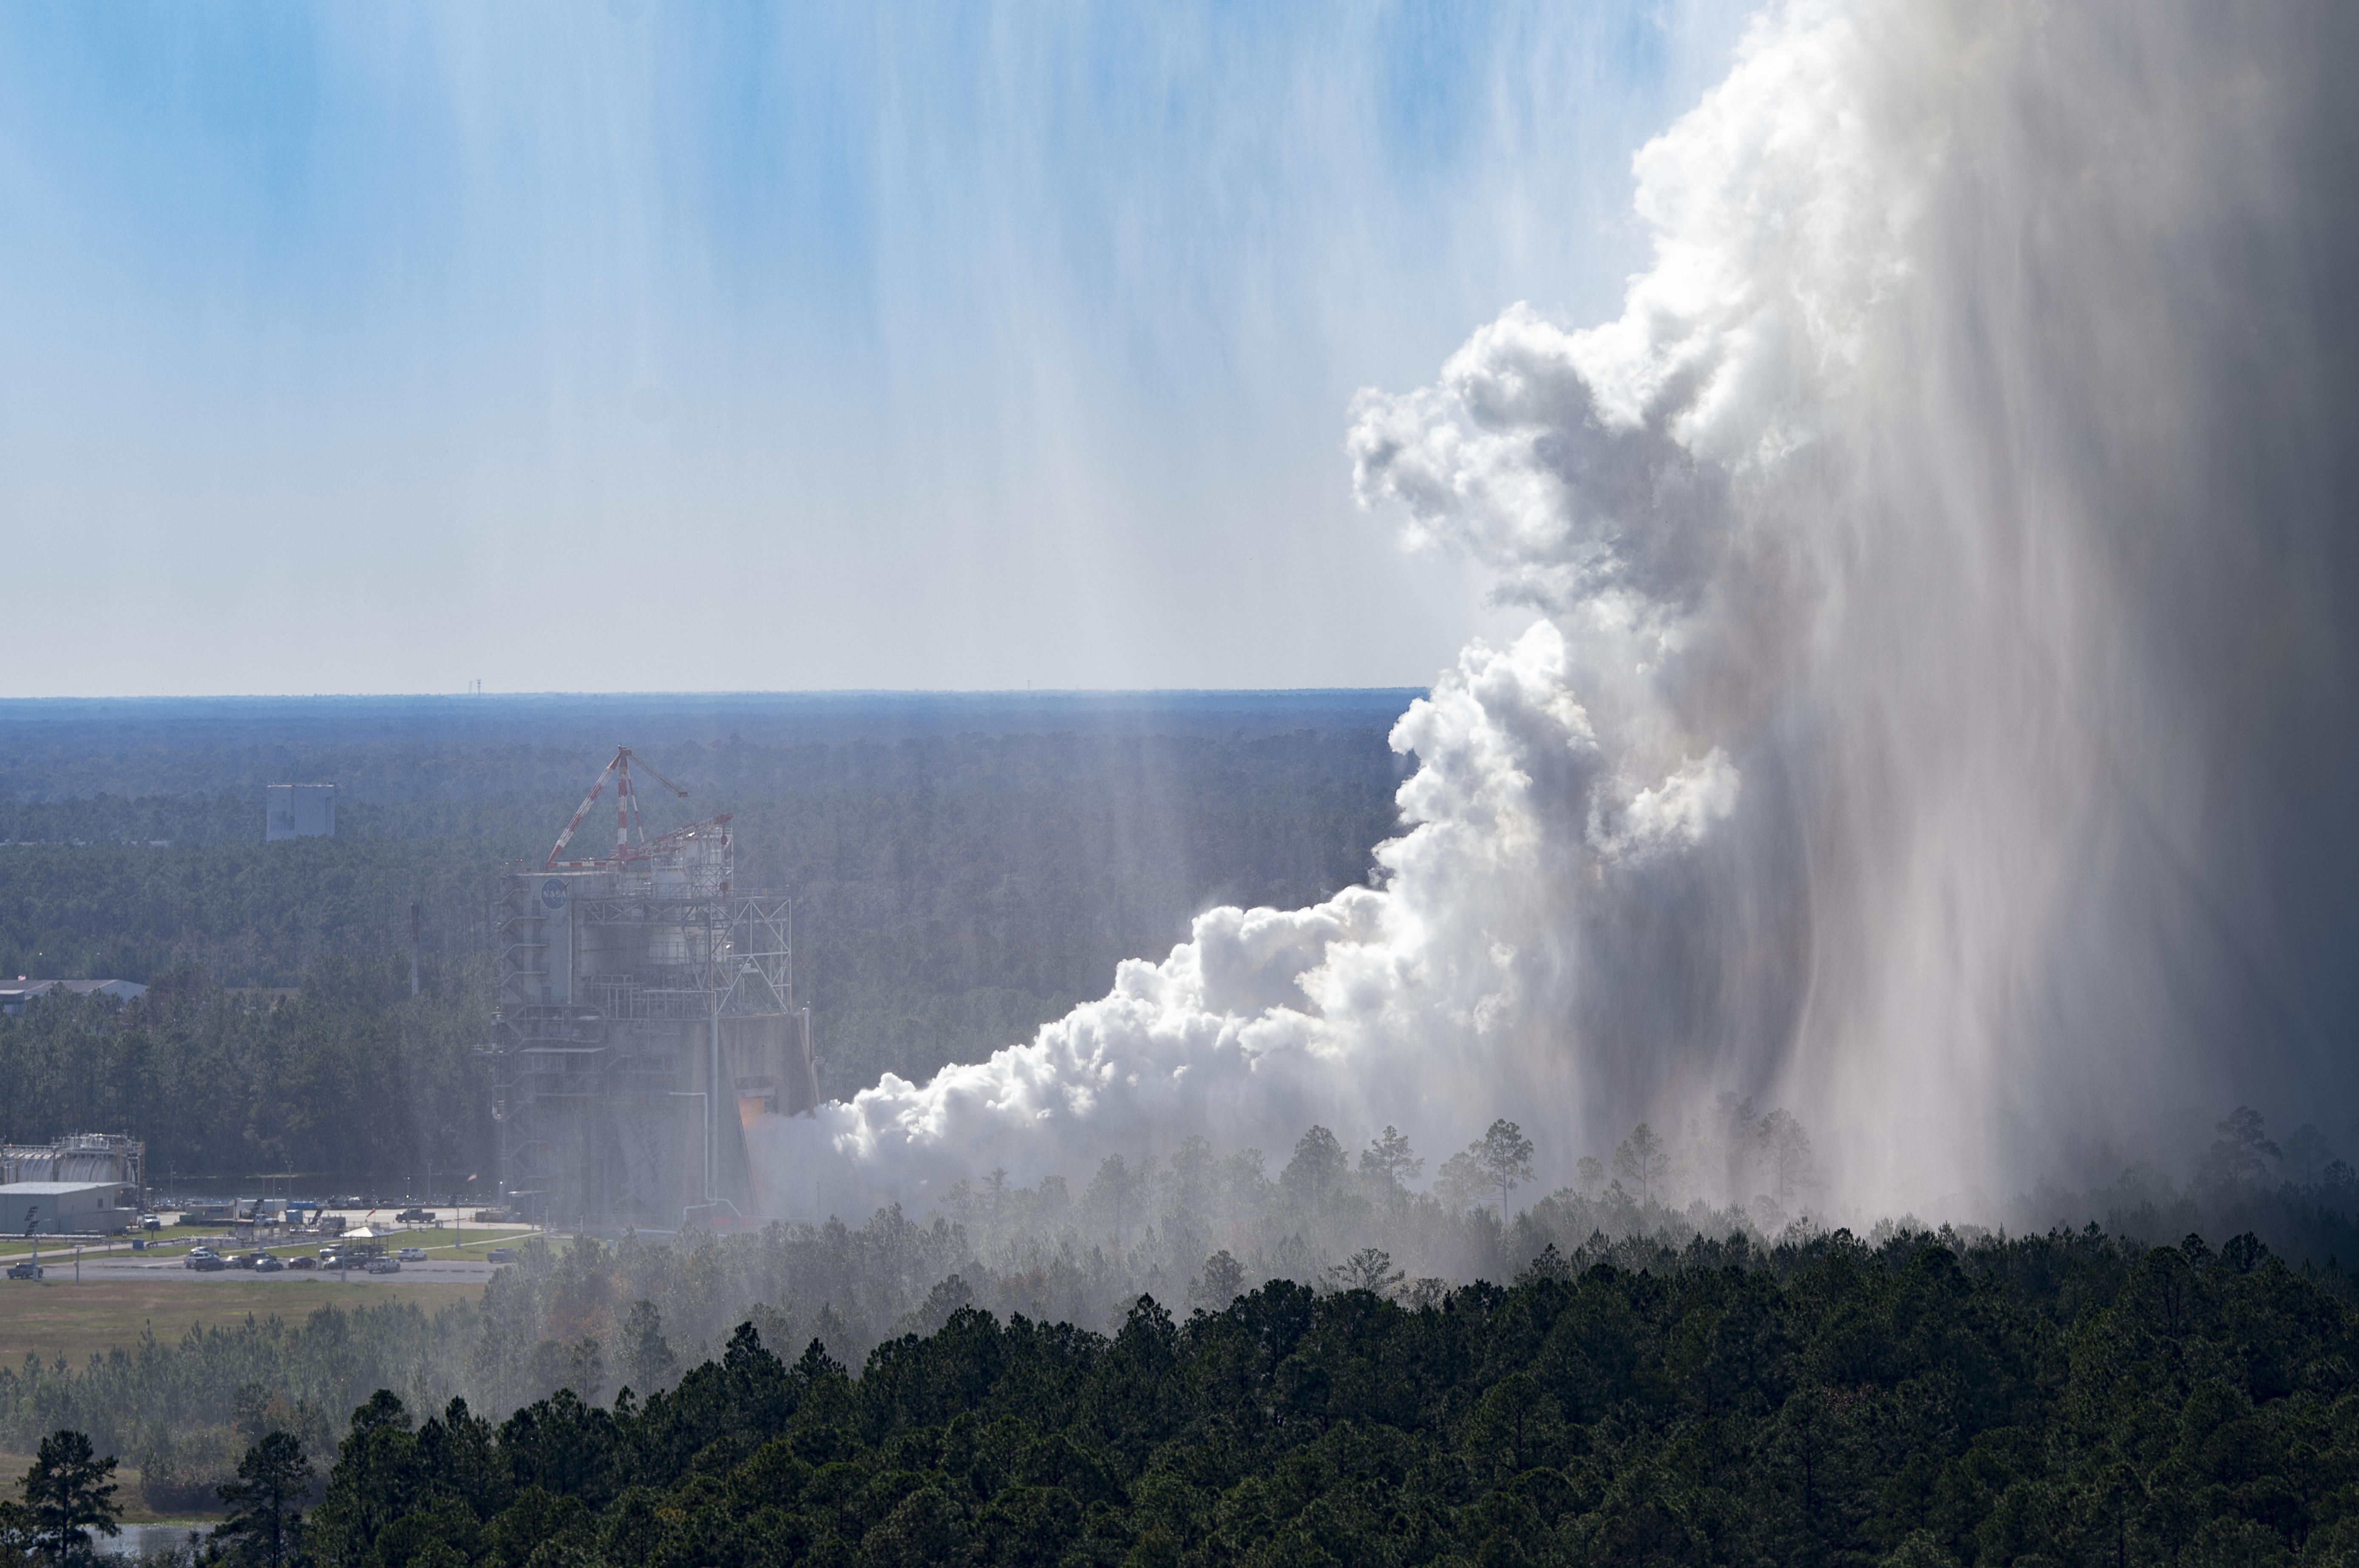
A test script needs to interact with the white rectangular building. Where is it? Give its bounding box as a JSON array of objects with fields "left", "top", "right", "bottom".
[
  {"left": 265, "top": 783, "right": 336, "bottom": 841},
  {"left": 0, "top": 1181, "right": 133, "bottom": 1235}
]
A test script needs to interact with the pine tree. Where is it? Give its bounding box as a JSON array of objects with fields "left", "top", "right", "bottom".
[
  {"left": 1613, "top": 1123, "right": 1667, "bottom": 1206},
  {"left": 1476, "top": 1120, "right": 1537, "bottom": 1220},
  {"left": 214, "top": 1430, "right": 314, "bottom": 1568},
  {"left": 2202, "top": 1105, "right": 2282, "bottom": 1190},
  {"left": 21, "top": 1429, "right": 121, "bottom": 1562},
  {"left": 621, "top": 1299, "right": 679, "bottom": 1395},
  {"left": 1358, "top": 1126, "right": 1424, "bottom": 1189}
]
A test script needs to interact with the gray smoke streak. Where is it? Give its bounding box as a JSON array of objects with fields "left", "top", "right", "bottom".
[{"left": 757, "top": 0, "right": 2359, "bottom": 1220}]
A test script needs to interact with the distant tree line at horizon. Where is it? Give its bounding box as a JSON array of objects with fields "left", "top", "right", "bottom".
[
  {"left": 0, "top": 691, "right": 1425, "bottom": 809},
  {"left": 0, "top": 727, "right": 1406, "bottom": 1098},
  {"left": 0, "top": 958, "right": 491, "bottom": 1192}
]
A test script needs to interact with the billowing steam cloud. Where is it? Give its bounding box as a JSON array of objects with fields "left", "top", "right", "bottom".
[{"left": 759, "top": 0, "right": 2359, "bottom": 1218}]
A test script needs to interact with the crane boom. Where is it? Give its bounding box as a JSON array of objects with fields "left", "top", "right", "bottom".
[
  {"left": 545, "top": 746, "right": 713, "bottom": 870},
  {"left": 633, "top": 753, "right": 692, "bottom": 799},
  {"left": 545, "top": 749, "right": 625, "bottom": 869}
]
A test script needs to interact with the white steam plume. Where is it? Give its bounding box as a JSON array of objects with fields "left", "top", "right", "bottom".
[{"left": 758, "top": 0, "right": 2359, "bottom": 1219}]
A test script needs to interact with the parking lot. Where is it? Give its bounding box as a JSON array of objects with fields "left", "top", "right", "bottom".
[
  {"left": 1, "top": 1211, "right": 540, "bottom": 1286},
  {"left": 68, "top": 1251, "right": 504, "bottom": 1284}
]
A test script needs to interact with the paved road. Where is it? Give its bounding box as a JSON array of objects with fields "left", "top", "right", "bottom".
[{"left": 55, "top": 1255, "right": 503, "bottom": 1283}]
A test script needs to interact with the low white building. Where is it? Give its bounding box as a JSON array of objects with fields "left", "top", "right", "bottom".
[{"left": 0, "top": 1181, "right": 134, "bottom": 1235}]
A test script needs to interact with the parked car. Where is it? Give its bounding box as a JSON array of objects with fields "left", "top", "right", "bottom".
[
  {"left": 190, "top": 1254, "right": 229, "bottom": 1272},
  {"left": 140, "top": 1214, "right": 161, "bottom": 1231},
  {"left": 366, "top": 1257, "right": 401, "bottom": 1274},
  {"left": 254, "top": 1254, "right": 285, "bottom": 1273},
  {"left": 183, "top": 1247, "right": 218, "bottom": 1270},
  {"left": 395, "top": 1207, "right": 434, "bottom": 1224},
  {"left": 486, "top": 1247, "right": 518, "bottom": 1264},
  {"left": 233, "top": 1252, "right": 262, "bottom": 1270},
  {"left": 286, "top": 1256, "right": 318, "bottom": 1271},
  {"left": 6, "top": 1262, "right": 41, "bottom": 1280},
  {"left": 395, "top": 1247, "right": 427, "bottom": 1262}
]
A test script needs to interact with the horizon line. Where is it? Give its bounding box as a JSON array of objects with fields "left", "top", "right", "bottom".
[{"left": 0, "top": 685, "right": 1432, "bottom": 704}]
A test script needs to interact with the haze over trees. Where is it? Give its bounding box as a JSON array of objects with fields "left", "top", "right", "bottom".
[
  {"left": 9, "top": 699, "right": 2359, "bottom": 1563},
  {"left": 0, "top": 694, "right": 1412, "bottom": 1134},
  {"left": 3, "top": 1104, "right": 2357, "bottom": 1543},
  {"left": 22, "top": 1218, "right": 2359, "bottom": 1568},
  {"left": 1435, "top": 1121, "right": 1535, "bottom": 1222},
  {"left": 0, "top": 959, "right": 491, "bottom": 1194}
]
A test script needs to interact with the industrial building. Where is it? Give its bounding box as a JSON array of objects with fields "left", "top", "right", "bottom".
[
  {"left": 0, "top": 1133, "right": 145, "bottom": 1195},
  {"left": 265, "top": 783, "right": 336, "bottom": 840},
  {"left": 483, "top": 747, "right": 818, "bottom": 1231},
  {"left": 0, "top": 1181, "right": 135, "bottom": 1236}
]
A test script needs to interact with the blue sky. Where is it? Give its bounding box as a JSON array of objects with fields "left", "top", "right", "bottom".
[{"left": 0, "top": 1, "right": 1749, "bottom": 696}]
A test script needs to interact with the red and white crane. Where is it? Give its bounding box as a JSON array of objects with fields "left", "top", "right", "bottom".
[{"left": 544, "top": 746, "right": 719, "bottom": 870}]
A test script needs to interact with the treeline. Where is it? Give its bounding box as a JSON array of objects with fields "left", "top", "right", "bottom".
[
  {"left": 1548, "top": 1100, "right": 2359, "bottom": 1279},
  {"left": 0, "top": 728, "right": 1405, "bottom": 1095},
  {"left": 0, "top": 731, "right": 1405, "bottom": 858},
  {"left": 0, "top": 1114, "right": 1857, "bottom": 1516},
  {"left": 0, "top": 1122, "right": 1746, "bottom": 1492},
  {"left": 0, "top": 691, "right": 1421, "bottom": 808},
  {"left": 34, "top": 1221, "right": 2359, "bottom": 1567},
  {"left": 0, "top": 959, "right": 491, "bottom": 1189},
  {"left": 302, "top": 1229, "right": 2359, "bottom": 1568},
  {"left": 14, "top": 1110, "right": 2359, "bottom": 1537},
  {"left": 0, "top": 840, "right": 505, "bottom": 987}
]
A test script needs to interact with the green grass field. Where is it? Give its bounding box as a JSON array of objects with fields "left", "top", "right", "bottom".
[
  {"left": 0, "top": 1243, "right": 517, "bottom": 1523},
  {"left": 0, "top": 1276, "right": 484, "bottom": 1367},
  {"left": 0, "top": 1259, "right": 504, "bottom": 1524}
]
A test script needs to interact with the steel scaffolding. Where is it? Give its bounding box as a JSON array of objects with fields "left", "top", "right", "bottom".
[{"left": 480, "top": 749, "right": 817, "bottom": 1230}]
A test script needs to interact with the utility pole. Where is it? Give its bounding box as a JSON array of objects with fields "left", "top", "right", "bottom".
[{"left": 410, "top": 902, "right": 422, "bottom": 997}]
